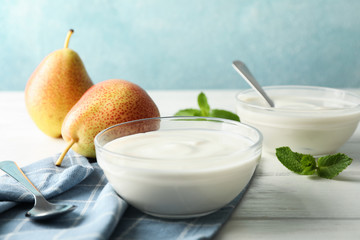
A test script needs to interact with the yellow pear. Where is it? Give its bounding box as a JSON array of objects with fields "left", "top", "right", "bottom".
[
  {"left": 25, "top": 29, "right": 93, "bottom": 137},
  {"left": 56, "top": 79, "right": 160, "bottom": 166}
]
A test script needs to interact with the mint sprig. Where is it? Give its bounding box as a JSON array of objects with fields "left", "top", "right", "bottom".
[
  {"left": 276, "top": 147, "right": 352, "bottom": 179},
  {"left": 175, "top": 92, "right": 240, "bottom": 121}
]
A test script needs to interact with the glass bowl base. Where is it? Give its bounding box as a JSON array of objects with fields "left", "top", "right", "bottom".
[{"left": 142, "top": 209, "right": 219, "bottom": 219}]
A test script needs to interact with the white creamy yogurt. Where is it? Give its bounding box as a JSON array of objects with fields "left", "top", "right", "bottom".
[
  {"left": 244, "top": 95, "right": 357, "bottom": 110},
  {"left": 97, "top": 127, "right": 261, "bottom": 218},
  {"left": 103, "top": 129, "right": 255, "bottom": 169}
]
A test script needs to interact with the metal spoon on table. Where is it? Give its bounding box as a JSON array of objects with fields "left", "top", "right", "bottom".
[
  {"left": 0, "top": 161, "right": 76, "bottom": 220},
  {"left": 232, "top": 60, "right": 275, "bottom": 107}
]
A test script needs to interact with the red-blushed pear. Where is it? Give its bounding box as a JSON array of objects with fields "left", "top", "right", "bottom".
[
  {"left": 25, "top": 29, "right": 93, "bottom": 138},
  {"left": 55, "top": 79, "right": 160, "bottom": 166}
]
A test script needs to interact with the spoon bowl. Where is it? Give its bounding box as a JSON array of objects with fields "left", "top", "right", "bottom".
[
  {"left": 25, "top": 196, "right": 76, "bottom": 220},
  {"left": 0, "top": 161, "right": 76, "bottom": 220}
]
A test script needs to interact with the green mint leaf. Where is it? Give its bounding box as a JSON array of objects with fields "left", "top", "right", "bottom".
[
  {"left": 276, "top": 147, "right": 307, "bottom": 174},
  {"left": 174, "top": 92, "right": 240, "bottom": 121},
  {"left": 210, "top": 109, "right": 240, "bottom": 122},
  {"left": 300, "top": 155, "right": 316, "bottom": 175},
  {"left": 317, "top": 153, "right": 352, "bottom": 179},
  {"left": 198, "top": 92, "right": 210, "bottom": 116},
  {"left": 276, "top": 146, "right": 352, "bottom": 179},
  {"left": 174, "top": 108, "right": 202, "bottom": 117},
  {"left": 276, "top": 147, "right": 316, "bottom": 175}
]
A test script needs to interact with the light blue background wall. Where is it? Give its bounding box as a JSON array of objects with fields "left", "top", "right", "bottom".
[{"left": 1, "top": 0, "right": 360, "bottom": 90}]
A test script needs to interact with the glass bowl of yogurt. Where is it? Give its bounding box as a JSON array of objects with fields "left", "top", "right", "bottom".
[
  {"left": 236, "top": 85, "right": 360, "bottom": 155},
  {"left": 94, "top": 116, "right": 262, "bottom": 219}
]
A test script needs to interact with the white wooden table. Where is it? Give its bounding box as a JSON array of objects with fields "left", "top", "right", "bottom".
[{"left": 1, "top": 90, "right": 360, "bottom": 239}]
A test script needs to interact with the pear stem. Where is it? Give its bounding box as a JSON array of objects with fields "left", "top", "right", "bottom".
[
  {"left": 64, "top": 29, "right": 74, "bottom": 49},
  {"left": 56, "top": 139, "right": 76, "bottom": 166}
]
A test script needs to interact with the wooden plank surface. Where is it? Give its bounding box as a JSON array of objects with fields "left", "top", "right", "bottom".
[{"left": 1, "top": 90, "right": 360, "bottom": 239}]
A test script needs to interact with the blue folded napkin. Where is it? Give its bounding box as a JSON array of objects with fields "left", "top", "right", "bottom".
[{"left": 0, "top": 151, "right": 255, "bottom": 240}]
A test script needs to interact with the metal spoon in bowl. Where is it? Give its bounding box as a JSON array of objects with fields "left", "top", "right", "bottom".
[
  {"left": 0, "top": 161, "right": 76, "bottom": 220},
  {"left": 232, "top": 60, "right": 275, "bottom": 107}
]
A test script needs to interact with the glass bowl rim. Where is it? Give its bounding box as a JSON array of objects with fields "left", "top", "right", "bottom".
[
  {"left": 236, "top": 85, "right": 360, "bottom": 113},
  {"left": 94, "top": 116, "right": 263, "bottom": 164}
]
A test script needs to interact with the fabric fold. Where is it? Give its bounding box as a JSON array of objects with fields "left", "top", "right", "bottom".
[
  {"left": 0, "top": 152, "right": 256, "bottom": 240},
  {"left": 0, "top": 151, "right": 94, "bottom": 213}
]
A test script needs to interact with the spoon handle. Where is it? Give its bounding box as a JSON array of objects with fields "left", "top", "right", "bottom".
[
  {"left": 0, "top": 161, "right": 42, "bottom": 197},
  {"left": 232, "top": 60, "right": 275, "bottom": 107}
]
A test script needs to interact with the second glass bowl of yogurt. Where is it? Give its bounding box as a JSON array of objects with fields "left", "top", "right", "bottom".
[
  {"left": 236, "top": 85, "right": 360, "bottom": 155},
  {"left": 95, "top": 116, "right": 262, "bottom": 219}
]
